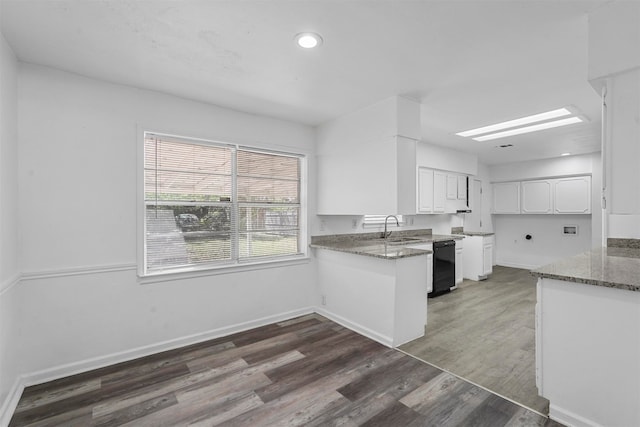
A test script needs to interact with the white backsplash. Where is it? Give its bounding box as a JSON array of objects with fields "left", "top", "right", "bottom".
[{"left": 312, "top": 214, "right": 465, "bottom": 236}]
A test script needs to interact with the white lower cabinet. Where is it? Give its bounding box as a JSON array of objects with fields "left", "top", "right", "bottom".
[
  {"left": 404, "top": 243, "right": 433, "bottom": 294},
  {"left": 427, "top": 253, "right": 433, "bottom": 294},
  {"left": 455, "top": 240, "right": 463, "bottom": 285},
  {"left": 482, "top": 240, "right": 493, "bottom": 276},
  {"left": 462, "top": 235, "right": 494, "bottom": 281}
]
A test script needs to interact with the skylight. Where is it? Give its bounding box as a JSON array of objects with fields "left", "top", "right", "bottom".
[{"left": 456, "top": 108, "right": 583, "bottom": 141}]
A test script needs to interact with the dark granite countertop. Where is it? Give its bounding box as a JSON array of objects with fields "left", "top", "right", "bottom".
[
  {"left": 531, "top": 247, "right": 640, "bottom": 292},
  {"left": 309, "top": 230, "right": 463, "bottom": 260},
  {"left": 450, "top": 227, "right": 494, "bottom": 237},
  {"left": 455, "top": 231, "right": 495, "bottom": 237}
]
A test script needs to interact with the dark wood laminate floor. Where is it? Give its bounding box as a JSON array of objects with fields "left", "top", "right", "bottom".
[
  {"left": 400, "top": 266, "right": 550, "bottom": 415},
  {"left": 10, "top": 314, "right": 561, "bottom": 426}
]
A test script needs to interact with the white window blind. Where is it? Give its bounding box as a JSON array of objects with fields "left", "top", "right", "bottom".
[
  {"left": 363, "top": 215, "right": 404, "bottom": 225},
  {"left": 143, "top": 133, "right": 304, "bottom": 275}
]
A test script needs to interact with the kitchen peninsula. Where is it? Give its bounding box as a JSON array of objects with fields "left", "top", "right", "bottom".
[
  {"left": 531, "top": 241, "right": 640, "bottom": 427},
  {"left": 311, "top": 230, "right": 463, "bottom": 347}
]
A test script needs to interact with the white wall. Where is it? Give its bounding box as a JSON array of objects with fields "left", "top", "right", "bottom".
[
  {"left": 494, "top": 215, "right": 592, "bottom": 269},
  {"left": 13, "top": 64, "right": 316, "bottom": 393},
  {"left": 489, "top": 153, "right": 600, "bottom": 269},
  {"left": 587, "top": 0, "right": 640, "bottom": 83},
  {"left": 0, "top": 14, "right": 21, "bottom": 422},
  {"left": 489, "top": 153, "right": 596, "bottom": 182},
  {"left": 316, "top": 96, "right": 421, "bottom": 215},
  {"left": 416, "top": 142, "right": 478, "bottom": 176}
]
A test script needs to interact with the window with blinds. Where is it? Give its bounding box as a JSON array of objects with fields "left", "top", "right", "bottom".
[{"left": 143, "top": 132, "right": 304, "bottom": 275}]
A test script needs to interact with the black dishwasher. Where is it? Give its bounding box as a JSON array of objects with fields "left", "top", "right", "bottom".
[{"left": 430, "top": 240, "right": 456, "bottom": 297}]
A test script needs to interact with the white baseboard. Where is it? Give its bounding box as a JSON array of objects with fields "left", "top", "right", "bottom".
[
  {"left": 549, "top": 403, "right": 605, "bottom": 427},
  {"left": 0, "top": 377, "right": 24, "bottom": 427},
  {"left": 0, "top": 306, "right": 314, "bottom": 426},
  {"left": 315, "top": 307, "right": 393, "bottom": 348},
  {"left": 0, "top": 305, "right": 397, "bottom": 424},
  {"left": 495, "top": 261, "right": 540, "bottom": 270},
  {"left": 22, "top": 306, "right": 315, "bottom": 388}
]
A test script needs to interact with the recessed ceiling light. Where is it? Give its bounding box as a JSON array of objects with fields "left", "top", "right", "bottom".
[
  {"left": 295, "top": 32, "right": 323, "bottom": 49},
  {"left": 472, "top": 116, "right": 583, "bottom": 142},
  {"left": 561, "top": 152, "right": 571, "bottom": 156},
  {"left": 456, "top": 108, "right": 573, "bottom": 138}
]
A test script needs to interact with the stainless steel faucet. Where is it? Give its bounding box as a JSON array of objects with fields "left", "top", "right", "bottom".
[{"left": 383, "top": 215, "right": 399, "bottom": 239}]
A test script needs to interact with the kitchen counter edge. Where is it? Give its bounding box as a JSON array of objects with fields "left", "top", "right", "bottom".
[
  {"left": 530, "top": 247, "right": 640, "bottom": 292},
  {"left": 309, "top": 234, "right": 463, "bottom": 260}
]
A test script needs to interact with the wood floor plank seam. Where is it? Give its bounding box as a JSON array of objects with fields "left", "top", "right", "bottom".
[{"left": 399, "top": 266, "right": 551, "bottom": 415}]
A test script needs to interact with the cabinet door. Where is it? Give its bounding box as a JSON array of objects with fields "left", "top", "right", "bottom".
[
  {"left": 482, "top": 243, "right": 493, "bottom": 275},
  {"left": 554, "top": 176, "right": 591, "bottom": 214},
  {"left": 457, "top": 176, "right": 467, "bottom": 200},
  {"left": 427, "top": 253, "right": 433, "bottom": 294},
  {"left": 455, "top": 247, "right": 463, "bottom": 285},
  {"left": 417, "top": 168, "right": 434, "bottom": 213},
  {"left": 493, "top": 182, "right": 520, "bottom": 214},
  {"left": 434, "top": 171, "right": 447, "bottom": 213},
  {"left": 521, "top": 180, "right": 553, "bottom": 214},
  {"left": 447, "top": 175, "right": 458, "bottom": 199}
]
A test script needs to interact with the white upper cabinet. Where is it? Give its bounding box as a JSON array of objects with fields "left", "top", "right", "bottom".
[
  {"left": 492, "top": 182, "right": 521, "bottom": 214},
  {"left": 493, "top": 175, "right": 591, "bottom": 215},
  {"left": 433, "top": 171, "right": 447, "bottom": 213},
  {"left": 521, "top": 180, "right": 553, "bottom": 214},
  {"left": 418, "top": 168, "right": 465, "bottom": 214},
  {"left": 457, "top": 175, "right": 467, "bottom": 200},
  {"left": 446, "top": 175, "right": 458, "bottom": 199},
  {"left": 554, "top": 176, "right": 591, "bottom": 214},
  {"left": 417, "top": 168, "right": 434, "bottom": 213}
]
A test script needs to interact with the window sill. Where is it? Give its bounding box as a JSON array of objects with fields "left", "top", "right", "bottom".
[{"left": 138, "top": 255, "right": 311, "bottom": 284}]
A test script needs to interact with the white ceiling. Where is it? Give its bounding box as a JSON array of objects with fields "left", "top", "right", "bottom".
[{"left": 0, "top": 0, "right": 605, "bottom": 165}]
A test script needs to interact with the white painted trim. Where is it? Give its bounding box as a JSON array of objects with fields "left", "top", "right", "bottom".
[
  {"left": 20, "top": 263, "right": 137, "bottom": 281},
  {"left": 0, "top": 273, "right": 20, "bottom": 296},
  {"left": 549, "top": 403, "right": 606, "bottom": 427},
  {"left": 18, "top": 306, "right": 314, "bottom": 390},
  {"left": 0, "top": 377, "right": 23, "bottom": 427},
  {"left": 315, "top": 307, "right": 393, "bottom": 348},
  {"left": 139, "top": 257, "right": 311, "bottom": 284},
  {"left": 495, "top": 261, "right": 540, "bottom": 270},
  {"left": 18, "top": 258, "right": 311, "bottom": 284}
]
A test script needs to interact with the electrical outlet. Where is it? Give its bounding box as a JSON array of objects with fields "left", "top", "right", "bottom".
[
  {"left": 409, "top": 217, "right": 414, "bottom": 225},
  {"left": 351, "top": 219, "right": 358, "bottom": 229},
  {"left": 319, "top": 220, "right": 326, "bottom": 231},
  {"left": 321, "top": 295, "right": 327, "bottom": 305}
]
